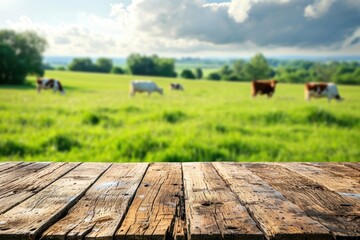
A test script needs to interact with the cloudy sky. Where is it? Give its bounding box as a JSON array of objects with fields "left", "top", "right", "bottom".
[{"left": 1, "top": 0, "right": 360, "bottom": 58}]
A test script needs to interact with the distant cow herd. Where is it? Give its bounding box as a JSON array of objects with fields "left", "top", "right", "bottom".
[{"left": 36, "top": 77, "right": 343, "bottom": 102}]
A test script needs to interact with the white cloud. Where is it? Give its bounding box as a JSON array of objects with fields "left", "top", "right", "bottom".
[
  {"left": 4, "top": 0, "right": 360, "bottom": 57},
  {"left": 304, "top": 0, "right": 337, "bottom": 19},
  {"left": 228, "top": 0, "right": 292, "bottom": 23},
  {"left": 342, "top": 27, "right": 360, "bottom": 48}
]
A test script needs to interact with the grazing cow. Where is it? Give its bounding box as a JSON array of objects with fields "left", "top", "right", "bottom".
[
  {"left": 36, "top": 78, "right": 65, "bottom": 95},
  {"left": 251, "top": 80, "right": 278, "bottom": 98},
  {"left": 170, "top": 83, "right": 184, "bottom": 91},
  {"left": 304, "top": 82, "right": 343, "bottom": 102},
  {"left": 130, "top": 80, "right": 163, "bottom": 97}
]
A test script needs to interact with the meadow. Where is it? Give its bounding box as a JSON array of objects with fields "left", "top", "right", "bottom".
[{"left": 0, "top": 70, "right": 359, "bottom": 162}]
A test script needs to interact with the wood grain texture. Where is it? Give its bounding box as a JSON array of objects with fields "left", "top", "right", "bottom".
[
  {"left": 280, "top": 162, "right": 360, "bottom": 202},
  {"left": 0, "top": 162, "right": 22, "bottom": 173},
  {"left": 213, "top": 162, "right": 331, "bottom": 240},
  {"left": 0, "top": 162, "right": 49, "bottom": 185},
  {"left": 183, "top": 162, "right": 263, "bottom": 240},
  {"left": 342, "top": 163, "right": 360, "bottom": 172},
  {"left": 116, "top": 163, "right": 184, "bottom": 240},
  {"left": 0, "top": 163, "right": 110, "bottom": 240},
  {"left": 42, "top": 163, "right": 148, "bottom": 240},
  {"left": 313, "top": 162, "right": 360, "bottom": 182},
  {"left": 0, "top": 162, "right": 80, "bottom": 214},
  {"left": 246, "top": 163, "right": 360, "bottom": 239}
]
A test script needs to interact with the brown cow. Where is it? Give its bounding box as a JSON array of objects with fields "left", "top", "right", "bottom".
[{"left": 251, "top": 80, "right": 278, "bottom": 98}]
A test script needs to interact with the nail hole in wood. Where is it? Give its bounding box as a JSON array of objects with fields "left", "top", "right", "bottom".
[
  {"left": 227, "top": 226, "right": 238, "bottom": 230},
  {"left": 201, "top": 201, "right": 213, "bottom": 207},
  {"left": 340, "top": 203, "right": 353, "bottom": 207}
]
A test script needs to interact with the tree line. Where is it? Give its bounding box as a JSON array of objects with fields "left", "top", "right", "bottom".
[
  {"left": 1, "top": 29, "right": 359, "bottom": 85},
  {"left": 205, "top": 53, "right": 360, "bottom": 85}
]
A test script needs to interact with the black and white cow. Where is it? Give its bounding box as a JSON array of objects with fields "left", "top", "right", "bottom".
[{"left": 37, "top": 78, "right": 65, "bottom": 95}]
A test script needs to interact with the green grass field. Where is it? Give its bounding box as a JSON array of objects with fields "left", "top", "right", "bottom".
[{"left": 1, "top": 70, "right": 359, "bottom": 162}]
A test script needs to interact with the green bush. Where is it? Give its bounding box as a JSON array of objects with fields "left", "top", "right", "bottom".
[
  {"left": 207, "top": 73, "right": 221, "bottom": 81},
  {"left": 82, "top": 112, "right": 101, "bottom": 125},
  {"left": 0, "top": 140, "right": 29, "bottom": 156},
  {"left": 163, "top": 111, "right": 187, "bottom": 124},
  {"left": 42, "top": 134, "right": 81, "bottom": 152}
]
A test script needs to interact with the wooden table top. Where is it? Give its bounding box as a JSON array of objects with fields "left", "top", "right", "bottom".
[{"left": 0, "top": 162, "right": 358, "bottom": 240}]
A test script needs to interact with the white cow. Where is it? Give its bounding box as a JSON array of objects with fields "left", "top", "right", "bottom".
[
  {"left": 304, "top": 82, "right": 343, "bottom": 102},
  {"left": 130, "top": 80, "right": 163, "bottom": 97}
]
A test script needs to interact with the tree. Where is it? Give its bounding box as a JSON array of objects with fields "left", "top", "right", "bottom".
[
  {"left": 126, "top": 53, "right": 176, "bottom": 77},
  {"left": 180, "top": 69, "right": 196, "bottom": 79},
  {"left": 313, "top": 62, "right": 337, "bottom": 82},
  {"left": 96, "top": 58, "right": 113, "bottom": 73},
  {"left": 207, "top": 72, "right": 221, "bottom": 81},
  {"left": 127, "top": 54, "right": 155, "bottom": 76},
  {"left": 195, "top": 68, "right": 203, "bottom": 79},
  {"left": 245, "top": 53, "right": 272, "bottom": 80},
  {"left": 68, "top": 58, "right": 96, "bottom": 72},
  {"left": 154, "top": 57, "right": 177, "bottom": 77},
  {"left": 111, "top": 66, "right": 125, "bottom": 74},
  {"left": 219, "top": 65, "right": 237, "bottom": 81},
  {"left": 232, "top": 60, "right": 248, "bottom": 81},
  {"left": 0, "top": 30, "right": 47, "bottom": 84}
]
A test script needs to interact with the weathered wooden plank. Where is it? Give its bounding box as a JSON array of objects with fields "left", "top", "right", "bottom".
[
  {"left": 213, "top": 162, "right": 331, "bottom": 240},
  {"left": 182, "top": 162, "right": 263, "bottom": 240},
  {"left": 0, "top": 162, "right": 80, "bottom": 214},
  {"left": 116, "top": 163, "right": 184, "bottom": 240},
  {"left": 0, "top": 162, "right": 49, "bottom": 185},
  {"left": 310, "top": 162, "right": 360, "bottom": 182},
  {"left": 280, "top": 162, "right": 360, "bottom": 201},
  {"left": 0, "top": 163, "right": 110, "bottom": 240},
  {"left": 42, "top": 163, "right": 148, "bottom": 240},
  {"left": 342, "top": 162, "right": 360, "bottom": 172},
  {"left": 246, "top": 163, "right": 360, "bottom": 239},
  {"left": 311, "top": 163, "right": 360, "bottom": 180},
  {"left": 0, "top": 162, "right": 22, "bottom": 173}
]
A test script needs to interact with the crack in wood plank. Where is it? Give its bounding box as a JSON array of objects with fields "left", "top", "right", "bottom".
[
  {"left": 279, "top": 162, "right": 360, "bottom": 202},
  {"left": 0, "top": 163, "right": 111, "bottom": 240},
  {"left": 41, "top": 163, "right": 148, "bottom": 240},
  {"left": 245, "top": 163, "right": 360, "bottom": 239},
  {"left": 213, "top": 162, "right": 332, "bottom": 240},
  {"left": 0, "top": 162, "right": 81, "bottom": 214},
  {"left": 115, "top": 163, "right": 183, "bottom": 240},
  {"left": 183, "top": 162, "right": 263, "bottom": 240}
]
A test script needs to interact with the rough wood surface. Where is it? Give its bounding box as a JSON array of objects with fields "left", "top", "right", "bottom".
[
  {"left": 42, "top": 163, "right": 148, "bottom": 240},
  {"left": 0, "top": 162, "right": 22, "bottom": 173},
  {"left": 246, "top": 163, "right": 360, "bottom": 239},
  {"left": 280, "top": 162, "right": 360, "bottom": 201},
  {"left": 0, "top": 162, "right": 80, "bottom": 214},
  {"left": 0, "top": 163, "right": 110, "bottom": 240},
  {"left": 213, "top": 162, "right": 331, "bottom": 240},
  {"left": 312, "top": 162, "right": 360, "bottom": 181},
  {"left": 182, "top": 162, "right": 263, "bottom": 240},
  {"left": 0, "top": 162, "right": 49, "bottom": 185},
  {"left": 342, "top": 162, "right": 360, "bottom": 172},
  {"left": 116, "top": 163, "right": 184, "bottom": 240},
  {"left": 0, "top": 162, "right": 358, "bottom": 240}
]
